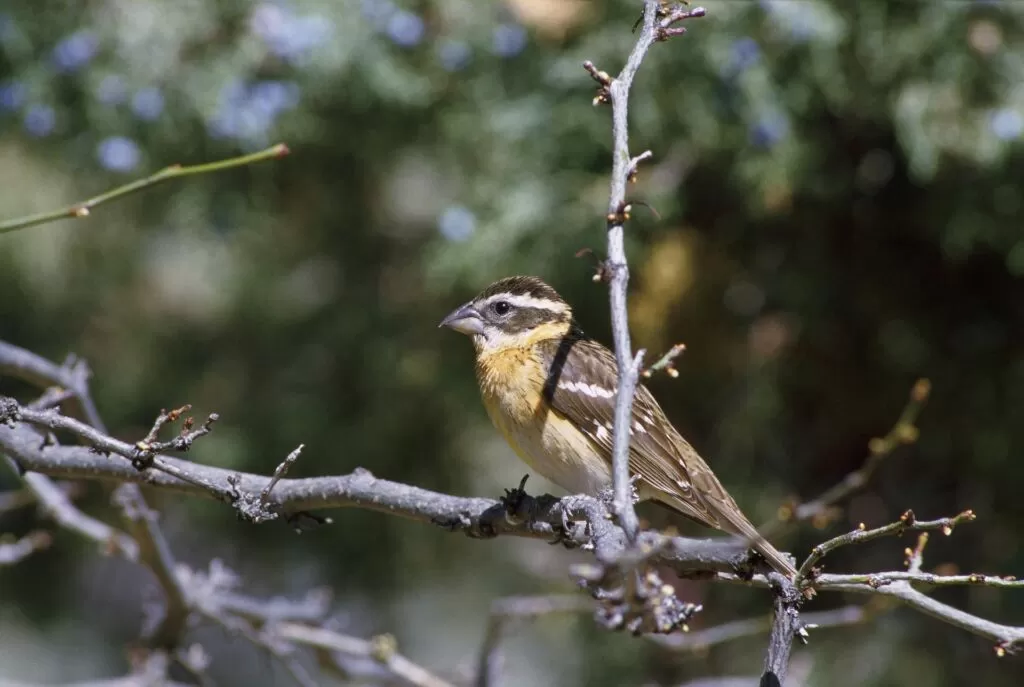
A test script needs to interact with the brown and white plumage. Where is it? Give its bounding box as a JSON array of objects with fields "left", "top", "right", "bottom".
[{"left": 441, "top": 275, "right": 796, "bottom": 577}]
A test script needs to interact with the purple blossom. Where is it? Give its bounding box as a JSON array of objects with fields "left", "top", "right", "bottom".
[
  {"left": 52, "top": 30, "right": 99, "bottom": 73},
  {"left": 23, "top": 105, "right": 55, "bottom": 137},
  {"left": 132, "top": 87, "right": 165, "bottom": 120},
  {"left": 207, "top": 79, "right": 299, "bottom": 143},
  {"left": 0, "top": 80, "right": 26, "bottom": 112},
  {"left": 250, "top": 3, "right": 332, "bottom": 63},
  {"left": 749, "top": 110, "right": 790, "bottom": 149},
  {"left": 728, "top": 38, "right": 760, "bottom": 74},
  {"left": 492, "top": 24, "right": 527, "bottom": 58},
  {"left": 438, "top": 40, "right": 472, "bottom": 72},
  {"left": 96, "top": 136, "right": 141, "bottom": 172},
  {"left": 386, "top": 11, "right": 425, "bottom": 48},
  {"left": 438, "top": 206, "right": 476, "bottom": 242},
  {"left": 989, "top": 108, "right": 1023, "bottom": 141},
  {"left": 361, "top": 0, "right": 396, "bottom": 30}
]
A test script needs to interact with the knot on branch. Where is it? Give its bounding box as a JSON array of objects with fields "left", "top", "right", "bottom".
[{"left": 0, "top": 396, "right": 20, "bottom": 426}]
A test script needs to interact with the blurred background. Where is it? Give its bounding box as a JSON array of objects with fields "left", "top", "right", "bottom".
[{"left": 1, "top": 0, "right": 1023, "bottom": 685}]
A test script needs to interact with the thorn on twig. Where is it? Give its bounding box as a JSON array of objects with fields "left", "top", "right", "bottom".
[{"left": 582, "top": 60, "right": 613, "bottom": 106}]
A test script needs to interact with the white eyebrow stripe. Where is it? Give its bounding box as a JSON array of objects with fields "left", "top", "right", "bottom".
[
  {"left": 558, "top": 380, "right": 616, "bottom": 399},
  {"left": 479, "top": 293, "right": 569, "bottom": 313}
]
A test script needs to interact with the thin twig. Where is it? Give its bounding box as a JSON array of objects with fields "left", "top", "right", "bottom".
[
  {"left": 766, "top": 379, "right": 931, "bottom": 535},
  {"left": 649, "top": 605, "right": 867, "bottom": 653},
  {"left": 642, "top": 343, "right": 687, "bottom": 378},
  {"left": 0, "top": 530, "right": 52, "bottom": 565},
  {"left": 16, "top": 470, "right": 139, "bottom": 558},
  {"left": 796, "top": 509, "right": 975, "bottom": 581},
  {"left": 10, "top": 403, "right": 234, "bottom": 502},
  {"left": 0, "top": 144, "right": 289, "bottom": 235},
  {"left": 274, "top": 623, "right": 456, "bottom": 687},
  {"left": 261, "top": 444, "right": 305, "bottom": 506}
]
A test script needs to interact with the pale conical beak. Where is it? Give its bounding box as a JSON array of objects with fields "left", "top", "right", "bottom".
[{"left": 439, "top": 302, "right": 484, "bottom": 336}]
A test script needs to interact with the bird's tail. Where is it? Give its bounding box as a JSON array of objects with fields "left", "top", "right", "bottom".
[
  {"left": 664, "top": 494, "right": 797, "bottom": 578},
  {"left": 718, "top": 507, "right": 797, "bottom": 578}
]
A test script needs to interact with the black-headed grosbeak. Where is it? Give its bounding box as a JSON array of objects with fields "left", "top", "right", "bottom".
[{"left": 440, "top": 275, "right": 796, "bottom": 577}]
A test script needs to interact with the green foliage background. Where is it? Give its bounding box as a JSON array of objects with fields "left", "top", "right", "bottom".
[{"left": 1, "top": 1, "right": 1022, "bottom": 685}]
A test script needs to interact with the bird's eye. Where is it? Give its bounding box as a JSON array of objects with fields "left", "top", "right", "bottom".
[{"left": 492, "top": 300, "right": 512, "bottom": 316}]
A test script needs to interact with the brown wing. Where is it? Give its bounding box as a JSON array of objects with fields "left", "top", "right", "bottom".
[
  {"left": 537, "top": 333, "right": 798, "bottom": 577},
  {"left": 537, "top": 334, "right": 727, "bottom": 528}
]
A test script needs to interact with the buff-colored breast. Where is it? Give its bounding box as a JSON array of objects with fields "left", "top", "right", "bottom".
[{"left": 476, "top": 345, "right": 612, "bottom": 495}]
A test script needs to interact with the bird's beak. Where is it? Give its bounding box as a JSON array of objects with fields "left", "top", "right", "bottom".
[{"left": 439, "top": 302, "right": 484, "bottom": 336}]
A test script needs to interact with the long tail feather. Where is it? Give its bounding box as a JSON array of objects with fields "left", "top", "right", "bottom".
[{"left": 664, "top": 495, "right": 797, "bottom": 577}]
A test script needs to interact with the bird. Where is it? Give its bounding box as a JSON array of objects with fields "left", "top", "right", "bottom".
[{"left": 439, "top": 275, "right": 796, "bottom": 577}]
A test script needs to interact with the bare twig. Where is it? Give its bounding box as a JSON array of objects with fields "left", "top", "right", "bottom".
[
  {"left": 274, "top": 623, "right": 456, "bottom": 687},
  {"left": 713, "top": 508, "right": 1024, "bottom": 657},
  {"left": 0, "top": 481, "right": 82, "bottom": 515},
  {"left": 476, "top": 595, "right": 593, "bottom": 687},
  {"left": 9, "top": 402, "right": 235, "bottom": 502},
  {"left": 796, "top": 509, "right": 975, "bottom": 581},
  {"left": 16, "top": 470, "right": 139, "bottom": 558},
  {"left": 0, "top": 144, "right": 289, "bottom": 235},
  {"left": 767, "top": 379, "right": 930, "bottom": 535},
  {"left": 260, "top": 444, "right": 305, "bottom": 511},
  {"left": 0, "top": 530, "right": 52, "bottom": 565},
  {"left": 642, "top": 343, "right": 687, "bottom": 378},
  {"left": 133, "top": 405, "right": 220, "bottom": 472},
  {"left": 649, "top": 605, "right": 867, "bottom": 653}
]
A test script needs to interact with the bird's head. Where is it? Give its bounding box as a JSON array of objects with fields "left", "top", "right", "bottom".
[{"left": 439, "top": 276, "right": 574, "bottom": 353}]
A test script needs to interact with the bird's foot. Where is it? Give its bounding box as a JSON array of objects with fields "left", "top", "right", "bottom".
[
  {"left": 499, "top": 474, "right": 534, "bottom": 524},
  {"left": 553, "top": 494, "right": 596, "bottom": 546}
]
